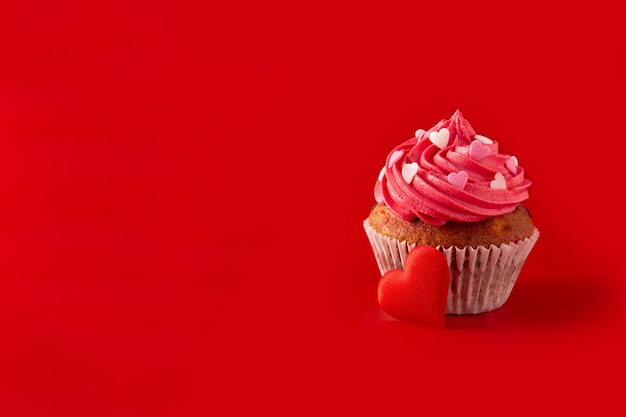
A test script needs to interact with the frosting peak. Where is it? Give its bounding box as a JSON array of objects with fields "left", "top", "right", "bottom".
[{"left": 374, "top": 110, "right": 531, "bottom": 226}]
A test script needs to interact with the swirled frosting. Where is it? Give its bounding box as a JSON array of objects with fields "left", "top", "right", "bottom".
[{"left": 374, "top": 110, "right": 531, "bottom": 226}]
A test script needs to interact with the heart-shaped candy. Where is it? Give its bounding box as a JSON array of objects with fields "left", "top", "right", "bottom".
[
  {"left": 401, "top": 162, "right": 419, "bottom": 184},
  {"left": 469, "top": 140, "right": 491, "bottom": 161},
  {"left": 505, "top": 156, "right": 519, "bottom": 174},
  {"left": 388, "top": 150, "right": 404, "bottom": 168},
  {"left": 378, "top": 246, "right": 450, "bottom": 327},
  {"left": 377, "top": 166, "right": 386, "bottom": 181},
  {"left": 429, "top": 128, "right": 450, "bottom": 149},
  {"left": 490, "top": 172, "right": 507, "bottom": 190},
  {"left": 447, "top": 170, "right": 468, "bottom": 189},
  {"left": 474, "top": 134, "right": 493, "bottom": 144}
]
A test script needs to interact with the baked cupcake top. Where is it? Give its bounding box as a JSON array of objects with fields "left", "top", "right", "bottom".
[{"left": 374, "top": 110, "right": 531, "bottom": 226}]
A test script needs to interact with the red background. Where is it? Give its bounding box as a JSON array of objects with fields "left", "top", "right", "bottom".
[{"left": 1, "top": 1, "right": 625, "bottom": 415}]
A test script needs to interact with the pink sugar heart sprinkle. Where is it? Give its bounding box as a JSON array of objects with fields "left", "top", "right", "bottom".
[
  {"left": 388, "top": 150, "right": 404, "bottom": 168},
  {"left": 505, "top": 156, "right": 518, "bottom": 174},
  {"left": 447, "top": 170, "right": 469, "bottom": 189},
  {"left": 469, "top": 140, "right": 491, "bottom": 161}
]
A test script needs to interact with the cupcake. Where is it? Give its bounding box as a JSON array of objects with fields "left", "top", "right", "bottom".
[{"left": 364, "top": 110, "right": 539, "bottom": 315}]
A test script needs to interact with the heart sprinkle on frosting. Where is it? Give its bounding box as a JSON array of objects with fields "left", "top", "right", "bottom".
[
  {"left": 388, "top": 150, "right": 404, "bottom": 168},
  {"left": 474, "top": 134, "right": 493, "bottom": 144},
  {"left": 469, "top": 140, "right": 491, "bottom": 161},
  {"left": 378, "top": 166, "right": 386, "bottom": 181},
  {"left": 505, "top": 156, "right": 519, "bottom": 174},
  {"left": 373, "top": 110, "right": 532, "bottom": 225},
  {"left": 447, "top": 170, "right": 469, "bottom": 189},
  {"left": 429, "top": 128, "right": 450, "bottom": 149},
  {"left": 401, "top": 162, "right": 419, "bottom": 184},
  {"left": 490, "top": 172, "right": 507, "bottom": 190}
]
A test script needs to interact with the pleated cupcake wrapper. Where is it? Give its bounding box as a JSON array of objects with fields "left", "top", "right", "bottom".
[{"left": 363, "top": 219, "right": 540, "bottom": 315}]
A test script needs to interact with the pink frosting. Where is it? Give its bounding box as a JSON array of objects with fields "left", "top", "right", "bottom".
[{"left": 374, "top": 110, "right": 531, "bottom": 226}]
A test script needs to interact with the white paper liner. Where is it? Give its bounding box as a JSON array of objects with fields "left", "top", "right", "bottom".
[{"left": 364, "top": 219, "right": 540, "bottom": 315}]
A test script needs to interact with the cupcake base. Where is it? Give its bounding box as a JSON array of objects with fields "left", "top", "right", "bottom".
[{"left": 364, "top": 219, "right": 539, "bottom": 315}]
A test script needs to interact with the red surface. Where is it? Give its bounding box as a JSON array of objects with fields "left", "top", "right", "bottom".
[{"left": 1, "top": 1, "right": 625, "bottom": 415}]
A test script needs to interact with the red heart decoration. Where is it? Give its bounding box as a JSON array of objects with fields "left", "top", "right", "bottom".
[{"left": 378, "top": 246, "right": 450, "bottom": 327}]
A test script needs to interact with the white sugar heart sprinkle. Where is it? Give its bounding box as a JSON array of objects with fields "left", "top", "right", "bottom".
[
  {"left": 415, "top": 129, "right": 426, "bottom": 140},
  {"left": 474, "top": 134, "right": 494, "bottom": 144},
  {"left": 378, "top": 166, "right": 386, "bottom": 181},
  {"left": 429, "top": 128, "right": 450, "bottom": 149},
  {"left": 401, "top": 162, "right": 419, "bottom": 184},
  {"left": 447, "top": 170, "right": 469, "bottom": 189},
  {"left": 505, "top": 156, "right": 519, "bottom": 174},
  {"left": 490, "top": 172, "right": 507, "bottom": 190},
  {"left": 388, "top": 150, "right": 404, "bottom": 168}
]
